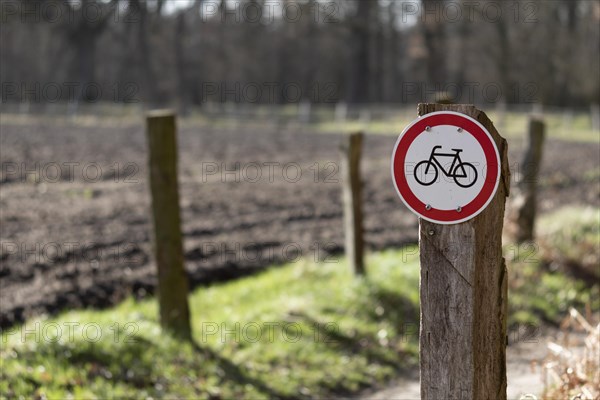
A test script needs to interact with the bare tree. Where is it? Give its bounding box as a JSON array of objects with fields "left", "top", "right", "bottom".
[{"left": 347, "top": 0, "right": 375, "bottom": 104}]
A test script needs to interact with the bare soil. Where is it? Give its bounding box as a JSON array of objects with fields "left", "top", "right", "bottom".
[{"left": 1, "top": 119, "right": 598, "bottom": 327}]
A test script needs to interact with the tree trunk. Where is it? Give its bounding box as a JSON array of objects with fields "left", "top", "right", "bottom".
[{"left": 347, "top": 0, "right": 373, "bottom": 104}]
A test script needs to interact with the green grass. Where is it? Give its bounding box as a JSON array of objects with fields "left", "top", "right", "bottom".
[
  {"left": 507, "top": 246, "right": 598, "bottom": 326},
  {"left": 507, "top": 206, "right": 600, "bottom": 326},
  {"left": 314, "top": 111, "right": 599, "bottom": 143},
  {"left": 0, "top": 249, "right": 421, "bottom": 399},
  {"left": 537, "top": 206, "right": 600, "bottom": 265},
  {"left": 2, "top": 206, "right": 598, "bottom": 398}
]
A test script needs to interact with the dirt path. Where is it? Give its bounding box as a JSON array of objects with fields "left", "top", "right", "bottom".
[{"left": 358, "top": 329, "right": 562, "bottom": 400}]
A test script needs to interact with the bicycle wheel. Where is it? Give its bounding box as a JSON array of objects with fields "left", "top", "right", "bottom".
[
  {"left": 414, "top": 160, "right": 438, "bottom": 186},
  {"left": 453, "top": 162, "right": 477, "bottom": 188}
]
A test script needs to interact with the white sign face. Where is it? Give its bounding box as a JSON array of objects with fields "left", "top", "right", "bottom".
[
  {"left": 404, "top": 124, "right": 486, "bottom": 211},
  {"left": 391, "top": 111, "right": 501, "bottom": 225}
]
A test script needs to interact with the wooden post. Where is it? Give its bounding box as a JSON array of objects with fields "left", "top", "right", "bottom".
[
  {"left": 513, "top": 117, "right": 545, "bottom": 243},
  {"left": 418, "top": 104, "right": 510, "bottom": 400},
  {"left": 146, "top": 110, "right": 192, "bottom": 340},
  {"left": 341, "top": 132, "right": 365, "bottom": 276}
]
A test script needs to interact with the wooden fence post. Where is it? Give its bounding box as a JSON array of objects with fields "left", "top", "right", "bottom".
[
  {"left": 341, "top": 132, "right": 365, "bottom": 276},
  {"left": 514, "top": 117, "right": 545, "bottom": 243},
  {"left": 417, "top": 104, "right": 510, "bottom": 400},
  {"left": 146, "top": 110, "right": 192, "bottom": 340}
]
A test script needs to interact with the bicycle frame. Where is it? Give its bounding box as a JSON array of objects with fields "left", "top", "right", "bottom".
[{"left": 425, "top": 146, "right": 467, "bottom": 177}]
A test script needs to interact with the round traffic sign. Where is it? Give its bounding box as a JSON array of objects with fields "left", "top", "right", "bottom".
[{"left": 391, "top": 111, "right": 501, "bottom": 225}]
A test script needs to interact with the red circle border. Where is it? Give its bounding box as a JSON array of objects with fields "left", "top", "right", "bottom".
[{"left": 391, "top": 112, "right": 500, "bottom": 224}]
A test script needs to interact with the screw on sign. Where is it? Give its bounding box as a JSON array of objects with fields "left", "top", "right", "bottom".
[{"left": 391, "top": 111, "right": 501, "bottom": 224}]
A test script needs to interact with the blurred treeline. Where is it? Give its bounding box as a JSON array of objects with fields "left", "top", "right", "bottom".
[{"left": 1, "top": 0, "right": 599, "bottom": 107}]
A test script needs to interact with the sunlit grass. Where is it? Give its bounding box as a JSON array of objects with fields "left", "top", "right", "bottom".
[
  {"left": 1, "top": 250, "right": 421, "bottom": 399},
  {"left": 508, "top": 206, "right": 600, "bottom": 326}
]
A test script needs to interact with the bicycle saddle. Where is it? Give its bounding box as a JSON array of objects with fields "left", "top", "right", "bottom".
[{"left": 451, "top": 148, "right": 463, "bottom": 153}]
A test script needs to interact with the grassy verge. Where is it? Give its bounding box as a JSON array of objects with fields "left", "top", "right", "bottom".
[
  {"left": 1, "top": 249, "right": 421, "bottom": 399},
  {"left": 508, "top": 206, "right": 600, "bottom": 326},
  {"left": 2, "top": 207, "right": 598, "bottom": 398}
]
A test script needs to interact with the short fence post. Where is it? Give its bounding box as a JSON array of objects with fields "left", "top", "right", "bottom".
[
  {"left": 146, "top": 110, "right": 192, "bottom": 340},
  {"left": 341, "top": 132, "right": 365, "bottom": 276},
  {"left": 514, "top": 117, "right": 545, "bottom": 243},
  {"left": 417, "top": 103, "right": 510, "bottom": 400}
]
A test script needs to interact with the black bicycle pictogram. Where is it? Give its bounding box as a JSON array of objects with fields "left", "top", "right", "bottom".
[{"left": 414, "top": 145, "right": 478, "bottom": 188}]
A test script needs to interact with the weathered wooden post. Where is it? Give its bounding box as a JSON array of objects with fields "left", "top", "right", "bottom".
[
  {"left": 391, "top": 104, "right": 510, "bottom": 399},
  {"left": 341, "top": 132, "right": 365, "bottom": 275},
  {"left": 418, "top": 104, "right": 509, "bottom": 399},
  {"left": 146, "top": 110, "right": 192, "bottom": 340},
  {"left": 513, "top": 117, "right": 545, "bottom": 243}
]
